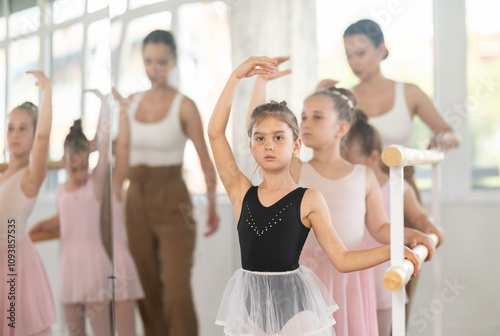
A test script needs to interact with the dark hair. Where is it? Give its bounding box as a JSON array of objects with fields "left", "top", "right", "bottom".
[
  {"left": 143, "top": 30, "right": 177, "bottom": 59},
  {"left": 344, "top": 19, "right": 388, "bottom": 60},
  {"left": 342, "top": 109, "right": 382, "bottom": 156},
  {"left": 64, "top": 119, "right": 91, "bottom": 156},
  {"left": 13, "top": 102, "right": 38, "bottom": 131},
  {"left": 248, "top": 100, "right": 299, "bottom": 141},
  {"left": 307, "top": 87, "right": 357, "bottom": 125}
]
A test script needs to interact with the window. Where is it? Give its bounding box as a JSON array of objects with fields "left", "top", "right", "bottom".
[
  {"left": 178, "top": 1, "right": 231, "bottom": 193},
  {"left": 115, "top": 11, "right": 172, "bottom": 96},
  {"left": 52, "top": 0, "right": 85, "bottom": 24},
  {"left": 466, "top": 0, "right": 500, "bottom": 189},
  {"left": 52, "top": 23, "right": 84, "bottom": 160}
]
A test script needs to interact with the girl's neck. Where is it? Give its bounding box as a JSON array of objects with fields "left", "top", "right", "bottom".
[
  {"left": 260, "top": 168, "right": 297, "bottom": 192},
  {"left": 310, "top": 143, "right": 344, "bottom": 165}
]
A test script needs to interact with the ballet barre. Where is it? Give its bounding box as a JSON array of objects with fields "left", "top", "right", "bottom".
[
  {"left": 382, "top": 145, "right": 444, "bottom": 336},
  {"left": 383, "top": 233, "right": 438, "bottom": 291}
]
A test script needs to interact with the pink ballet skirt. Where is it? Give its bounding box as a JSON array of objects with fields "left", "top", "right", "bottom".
[
  {"left": 216, "top": 266, "right": 338, "bottom": 336},
  {"left": 57, "top": 178, "right": 112, "bottom": 303},
  {"left": 1, "top": 168, "right": 56, "bottom": 335},
  {"left": 1, "top": 234, "right": 56, "bottom": 335},
  {"left": 300, "top": 245, "right": 378, "bottom": 336},
  {"left": 112, "top": 196, "right": 144, "bottom": 301}
]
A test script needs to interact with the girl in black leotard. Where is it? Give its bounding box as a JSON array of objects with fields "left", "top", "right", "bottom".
[{"left": 208, "top": 56, "right": 421, "bottom": 336}]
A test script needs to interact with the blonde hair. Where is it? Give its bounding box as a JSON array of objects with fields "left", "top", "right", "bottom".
[{"left": 307, "top": 87, "right": 357, "bottom": 125}]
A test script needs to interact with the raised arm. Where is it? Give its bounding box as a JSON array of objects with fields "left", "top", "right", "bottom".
[
  {"left": 247, "top": 56, "right": 292, "bottom": 129},
  {"left": 111, "top": 89, "right": 130, "bottom": 199},
  {"left": 24, "top": 71, "right": 52, "bottom": 197},
  {"left": 302, "top": 189, "right": 421, "bottom": 277},
  {"left": 180, "top": 97, "right": 219, "bottom": 236},
  {"left": 86, "top": 90, "right": 111, "bottom": 201},
  {"left": 208, "top": 56, "right": 277, "bottom": 206}
]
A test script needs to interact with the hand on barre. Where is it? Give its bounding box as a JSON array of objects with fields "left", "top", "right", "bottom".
[
  {"left": 404, "top": 228, "right": 436, "bottom": 261},
  {"left": 403, "top": 246, "right": 421, "bottom": 279},
  {"left": 384, "top": 233, "right": 439, "bottom": 291}
]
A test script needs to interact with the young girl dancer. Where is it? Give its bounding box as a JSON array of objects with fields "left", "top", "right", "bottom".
[
  {"left": 249, "top": 60, "right": 435, "bottom": 336},
  {"left": 342, "top": 110, "right": 444, "bottom": 336},
  {"left": 31, "top": 92, "right": 113, "bottom": 335},
  {"left": 0, "top": 71, "right": 56, "bottom": 336},
  {"left": 208, "top": 56, "right": 421, "bottom": 336}
]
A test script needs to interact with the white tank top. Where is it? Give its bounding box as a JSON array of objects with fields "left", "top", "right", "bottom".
[
  {"left": 298, "top": 163, "right": 367, "bottom": 250},
  {"left": 128, "top": 91, "right": 188, "bottom": 167},
  {"left": 368, "top": 82, "right": 413, "bottom": 149}
]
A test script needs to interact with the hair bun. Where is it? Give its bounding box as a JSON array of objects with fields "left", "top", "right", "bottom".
[
  {"left": 19, "top": 101, "right": 38, "bottom": 114},
  {"left": 354, "top": 109, "right": 368, "bottom": 123},
  {"left": 70, "top": 119, "right": 84, "bottom": 133}
]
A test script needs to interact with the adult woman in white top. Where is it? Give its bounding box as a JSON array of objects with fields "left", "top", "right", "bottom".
[
  {"left": 117, "top": 30, "right": 219, "bottom": 336},
  {"left": 319, "top": 19, "right": 460, "bottom": 152}
]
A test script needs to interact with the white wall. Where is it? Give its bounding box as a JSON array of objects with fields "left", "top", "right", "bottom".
[{"left": 408, "top": 197, "right": 500, "bottom": 335}]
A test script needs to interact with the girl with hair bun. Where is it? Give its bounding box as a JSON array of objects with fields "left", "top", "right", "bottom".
[
  {"left": 211, "top": 56, "right": 421, "bottom": 336},
  {"left": 342, "top": 109, "right": 444, "bottom": 336},
  {"left": 249, "top": 60, "right": 435, "bottom": 336},
  {"left": 0, "top": 71, "right": 56, "bottom": 336},
  {"left": 31, "top": 91, "right": 113, "bottom": 335}
]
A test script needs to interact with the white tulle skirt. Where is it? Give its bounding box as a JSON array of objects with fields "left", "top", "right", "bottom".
[{"left": 216, "top": 266, "right": 338, "bottom": 336}]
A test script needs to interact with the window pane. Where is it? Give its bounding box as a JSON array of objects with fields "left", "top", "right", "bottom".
[
  {"left": 110, "top": 0, "right": 127, "bottom": 18},
  {"left": 0, "top": 49, "right": 5, "bottom": 161},
  {"left": 129, "top": 0, "right": 163, "bottom": 10},
  {"left": 117, "top": 11, "right": 172, "bottom": 96},
  {"left": 87, "top": 0, "right": 109, "bottom": 13},
  {"left": 316, "top": 0, "right": 434, "bottom": 189},
  {"left": 7, "top": 37, "right": 39, "bottom": 160},
  {"left": 52, "top": 23, "right": 83, "bottom": 160},
  {"left": 466, "top": 0, "right": 500, "bottom": 188},
  {"left": 53, "top": 0, "right": 85, "bottom": 24},
  {"left": 110, "top": 20, "right": 123, "bottom": 78},
  {"left": 178, "top": 1, "right": 231, "bottom": 194},
  {"left": 85, "top": 19, "right": 111, "bottom": 137},
  {"left": 8, "top": 36, "right": 39, "bottom": 110},
  {"left": 0, "top": 16, "right": 6, "bottom": 40},
  {"left": 8, "top": 6, "right": 39, "bottom": 36}
]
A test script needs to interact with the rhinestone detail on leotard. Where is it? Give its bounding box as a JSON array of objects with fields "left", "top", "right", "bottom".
[{"left": 245, "top": 201, "right": 293, "bottom": 237}]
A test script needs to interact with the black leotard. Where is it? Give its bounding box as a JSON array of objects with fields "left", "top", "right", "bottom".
[{"left": 238, "top": 186, "right": 310, "bottom": 272}]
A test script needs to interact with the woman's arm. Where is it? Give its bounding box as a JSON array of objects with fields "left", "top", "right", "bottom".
[
  {"left": 24, "top": 71, "right": 52, "bottom": 197},
  {"left": 406, "top": 83, "right": 460, "bottom": 150},
  {"left": 303, "top": 189, "right": 421, "bottom": 276},
  {"left": 180, "top": 97, "right": 219, "bottom": 236},
  {"left": 208, "top": 56, "right": 277, "bottom": 207}
]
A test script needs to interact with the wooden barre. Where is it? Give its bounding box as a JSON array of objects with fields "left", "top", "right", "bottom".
[
  {"left": 383, "top": 233, "right": 439, "bottom": 291},
  {"left": 0, "top": 160, "right": 64, "bottom": 173},
  {"left": 382, "top": 145, "right": 444, "bottom": 168}
]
